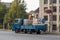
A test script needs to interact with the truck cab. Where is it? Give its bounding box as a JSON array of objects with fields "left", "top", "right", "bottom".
[{"left": 12, "top": 18, "right": 23, "bottom": 31}]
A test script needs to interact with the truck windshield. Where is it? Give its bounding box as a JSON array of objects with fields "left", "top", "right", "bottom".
[{"left": 13, "top": 20, "right": 18, "bottom": 23}]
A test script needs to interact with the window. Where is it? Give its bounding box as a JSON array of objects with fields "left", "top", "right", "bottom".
[
  {"left": 59, "top": 25, "right": 60, "bottom": 32},
  {"left": 53, "top": 6, "right": 57, "bottom": 12},
  {"left": 44, "top": 0, "right": 48, "bottom": 4},
  {"left": 44, "top": 16, "right": 48, "bottom": 20},
  {"left": 59, "top": 0, "right": 60, "bottom": 3},
  {"left": 53, "top": 15, "right": 57, "bottom": 21},
  {"left": 18, "top": 0, "right": 21, "bottom": 3},
  {"left": 59, "top": 6, "right": 60, "bottom": 12},
  {"left": 50, "top": 6, "right": 57, "bottom": 12},
  {"left": 52, "top": 24, "right": 57, "bottom": 30},
  {"left": 44, "top": 7, "right": 48, "bottom": 12},
  {"left": 59, "top": 16, "right": 60, "bottom": 21},
  {"left": 50, "top": 0, "right": 56, "bottom": 4},
  {"left": 14, "top": 20, "right": 18, "bottom": 23}
]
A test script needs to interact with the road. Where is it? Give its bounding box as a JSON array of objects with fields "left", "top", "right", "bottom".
[{"left": 0, "top": 30, "right": 60, "bottom": 40}]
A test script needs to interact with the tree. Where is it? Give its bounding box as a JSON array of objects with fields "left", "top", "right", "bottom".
[
  {"left": 0, "top": 2, "right": 7, "bottom": 23},
  {"left": 17, "top": 3, "right": 28, "bottom": 19},
  {"left": 4, "top": 0, "right": 28, "bottom": 23},
  {"left": 4, "top": 0, "right": 18, "bottom": 23}
]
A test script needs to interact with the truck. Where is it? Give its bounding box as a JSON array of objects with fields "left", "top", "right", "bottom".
[{"left": 12, "top": 18, "right": 47, "bottom": 34}]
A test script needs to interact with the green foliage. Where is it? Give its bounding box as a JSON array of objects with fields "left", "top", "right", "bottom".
[
  {"left": 4, "top": 0, "right": 18, "bottom": 23},
  {"left": 0, "top": 3, "right": 7, "bottom": 23},
  {"left": 4, "top": 0, "right": 28, "bottom": 23},
  {"left": 17, "top": 4, "right": 28, "bottom": 19}
]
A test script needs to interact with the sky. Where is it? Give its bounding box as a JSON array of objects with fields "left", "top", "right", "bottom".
[{"left": 1, "top": 0, "right": 39, "bottom": 13}]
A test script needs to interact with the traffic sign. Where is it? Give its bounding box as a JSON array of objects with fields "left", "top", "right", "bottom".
[{"left": 45, "top": 9, "right": 53, "bottom": 14}]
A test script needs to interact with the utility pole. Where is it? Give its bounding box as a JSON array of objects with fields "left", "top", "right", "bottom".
[{"left": 45, "top": 0, "right": 53, "bottom": 32}]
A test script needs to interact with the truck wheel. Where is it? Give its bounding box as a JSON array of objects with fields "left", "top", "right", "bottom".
[
  {"left": 21, "top": 29, "right": 24, "bottom": 32},
  {"left": 15, "top": 29, "right": 19, "bottom": 33},
  {"left": 36, "top": 30, "right": 41, "bottom": 34},
  {"left": 24, "top": 29, "right": 27, "bottom": 33},
  {"left": 29, "top": 29, "right": 32, "bottom": 34}
]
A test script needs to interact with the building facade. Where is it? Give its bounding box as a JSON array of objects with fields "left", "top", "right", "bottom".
[{"left": 39, "top": 0, "right": 60, "bottom": 32}]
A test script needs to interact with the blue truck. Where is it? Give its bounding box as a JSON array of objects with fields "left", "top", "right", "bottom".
[{"left": 12, "top": 18, "right": 47, "bottom": 34}]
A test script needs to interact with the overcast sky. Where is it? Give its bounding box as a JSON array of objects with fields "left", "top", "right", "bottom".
[{"left": 1, "top": 0, "right": 39, "bottom": 13}]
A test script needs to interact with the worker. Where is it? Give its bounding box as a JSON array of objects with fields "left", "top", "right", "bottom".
[{"left": 29, "top": 14, "right": 32, "bottom": 20}]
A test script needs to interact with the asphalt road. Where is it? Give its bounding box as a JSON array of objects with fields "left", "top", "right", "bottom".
[{"left": 0, "top": 30, "right": 60, "bottom": 40}]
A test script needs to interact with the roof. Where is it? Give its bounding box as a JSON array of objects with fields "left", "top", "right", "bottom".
[
  {"left": 34, "top": 8, "right": 39, "bottom": 13},
  {"left": 29, "top": 8, "right": 39, "bottom": 14}
]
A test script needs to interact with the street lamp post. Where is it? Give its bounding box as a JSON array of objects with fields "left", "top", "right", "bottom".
[
  {"left": 49, "top": 11, "right": 53, "bottom": 32},
  {"left": 45, "top": 9, "right": 53, "bottom": 32}
]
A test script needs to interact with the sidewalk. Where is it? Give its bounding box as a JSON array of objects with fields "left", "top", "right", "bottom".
[
  {"left": 43, "top": 32, "right": 60, "bottom": 35},
  {"left": 0, "top": 29, "right": 12, "bottom": 31}
]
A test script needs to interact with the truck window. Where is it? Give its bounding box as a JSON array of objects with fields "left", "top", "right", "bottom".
[{"left": 14, "top": 20, "right": 18, "bottom": 23}]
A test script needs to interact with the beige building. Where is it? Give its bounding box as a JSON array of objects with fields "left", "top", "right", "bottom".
[{"left": 39, "top": 0, "right": 60, "bottom": 32}]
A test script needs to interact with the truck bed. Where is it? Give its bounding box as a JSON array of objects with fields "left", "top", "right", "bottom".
[{"left": 22, "top": 25, "right": 47, "bottom": 31}]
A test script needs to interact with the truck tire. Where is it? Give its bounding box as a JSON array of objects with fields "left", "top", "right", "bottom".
[
  {"left": 15, "top": 29, "right": 20, "bottom": 33},
  {"left": 21, "top": 29, "right": 24, "bottom": 32},
  {"left": 24, "top": 29, "right": 28, "bottom": 33},
  {"left": 36, "top": 30, "right": 41, "bottom": 34},
  {"left": 29, "top": 29, "right": 32, "bottom": 34}
]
